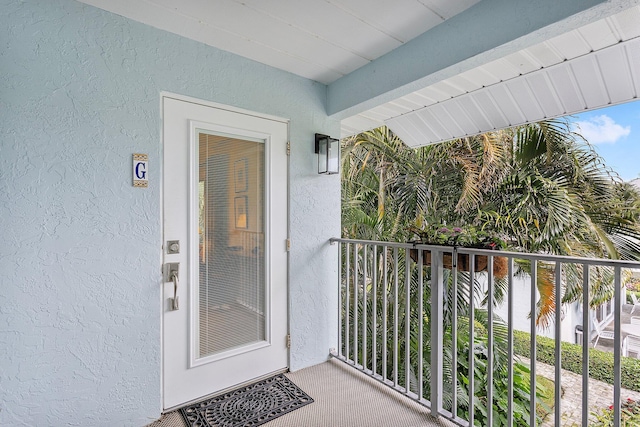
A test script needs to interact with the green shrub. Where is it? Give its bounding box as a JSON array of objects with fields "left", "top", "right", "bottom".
[
  {"left": 456, "top": 336, "right": 548, "bottom": 426},
  {"left": 513, "top": 330, "right": 640, "bottom": 392}
]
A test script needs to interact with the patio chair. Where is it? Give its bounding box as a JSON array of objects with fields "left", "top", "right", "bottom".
[
  {"left": 631, "top": 293, "right": 640, "bottom": 315},
  {"left": 631, "top": 316, "right": 640, "bottom": 325},
  {"left": 625, "top": 335, "right": 640, "bottom": 358},
  {"left": 591, "top": 319, "right": 614, "bottom": 347},
  {"left": 591, "top": 318, "right": 615, "bottom": 347}
]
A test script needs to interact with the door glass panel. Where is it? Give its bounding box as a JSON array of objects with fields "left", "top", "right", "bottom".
[{"left": 197, "top": 130, "right": 265, "bottom": 358}]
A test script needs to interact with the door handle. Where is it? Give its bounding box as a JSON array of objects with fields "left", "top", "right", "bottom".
[
  {"left": 164, "top": 263, "right": 179, "bottom": 311},
  {"left": 171, "top": 271, "right": 179, "bottom": 311}
]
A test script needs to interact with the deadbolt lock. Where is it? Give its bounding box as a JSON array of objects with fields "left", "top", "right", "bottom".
[{"left": 166, "top": 240, "right": 180, "bottom": 254}]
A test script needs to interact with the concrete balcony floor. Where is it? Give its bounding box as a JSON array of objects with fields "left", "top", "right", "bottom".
[{"left": 148, "top": 358, "right": 454, "bottom": 427}]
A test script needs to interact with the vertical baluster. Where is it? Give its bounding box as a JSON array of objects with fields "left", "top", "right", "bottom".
[
  {"left": 382, "top": 247, "right": 388, "bottom": 382},
  {"left": 554, "top": 262, "right": 562, "bottom": 427},
  {"left": 530, "top": 259, "right": 537, "bottom": 427},
  {"left": 582, "top": 264, "right": 589, "bottom": 427},
  {"left": 451, "top": 252, "right": 458, "bottom": 417},
  {"left": 338, "top": 241, "right": 343, "bottom": 357},
  {"left": 468, "top": 254, "right": 475, "bottom": 426},
  {"left": 430, "top": 248, "right": 443, "bottom": 415},
  {"left": 353, "top": 244, "right": 359, "bottom": 366},
  {"left": 363, "top": 245, "right": 368, "bottom": 370},
  {"left": 405, "top": 247, "right": 411, "bottom": 393},
  {"left": 345, "top": 243, "right": 350, "bottom": 360},
  {"left": 393, "top": 247, "right": 399, "bottom": 386},
  {"left": 507, "top": 257, "right": 514, "bottom": 426},
  {"left": 417, "top": 248, "right": 424, "bottom": 399},
  {"left": 372, "top": 245, "right": 378, "bottom": 376},
  {"left": 613, "top": 266, "right": 622, "bottom": 426},
  {"left": 487, "top": 255, "right": 494, "bottom": 427}
]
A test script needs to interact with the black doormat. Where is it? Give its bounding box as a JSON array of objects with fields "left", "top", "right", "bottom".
[{"left": 180, "top": 374, "right": 314, "bottom": 427}]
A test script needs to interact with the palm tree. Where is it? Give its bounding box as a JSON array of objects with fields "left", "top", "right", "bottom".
[
  {"left": 342, "top": 120, "right": 640, "bottom": 324},
  {"left": 340, "top": 121, "right": 640, "bottom": 425}
]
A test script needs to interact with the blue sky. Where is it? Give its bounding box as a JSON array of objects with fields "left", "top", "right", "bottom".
[{"left": 568, "top": 100, "right": 640, "bottom": 182}]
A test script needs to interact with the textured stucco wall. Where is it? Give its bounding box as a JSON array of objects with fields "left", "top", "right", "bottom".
[{"left": 0, "top": 0, "right": 339, "bottom": 425}]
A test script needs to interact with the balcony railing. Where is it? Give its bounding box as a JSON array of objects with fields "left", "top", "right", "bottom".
[{"left": 329, "top": 238, "right": 640, "bottom": 427}]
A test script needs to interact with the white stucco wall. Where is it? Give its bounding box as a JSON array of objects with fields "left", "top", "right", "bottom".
[
  {"left": 490, "top": 276, "right": 582, "bottom": 342},
  {"left": 0, "top": 0, "right": 339, "bottom": 425}
]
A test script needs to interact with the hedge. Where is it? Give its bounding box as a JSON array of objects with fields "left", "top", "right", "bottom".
[{"left": 513, "top": 330, "right": 640, "bottom": 393}]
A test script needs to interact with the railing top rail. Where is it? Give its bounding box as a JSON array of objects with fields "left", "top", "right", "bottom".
[{"left": 329, "top": 237, "right": 640, "bottom": 269}]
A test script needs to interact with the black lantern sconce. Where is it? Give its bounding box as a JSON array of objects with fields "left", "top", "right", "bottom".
[{"left": 315, "top": 133, "right": 340, "bottom": 175}]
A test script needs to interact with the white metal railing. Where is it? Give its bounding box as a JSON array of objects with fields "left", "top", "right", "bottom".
[{"left": 329, "top": 237, "right": 640, "bottom": 427}]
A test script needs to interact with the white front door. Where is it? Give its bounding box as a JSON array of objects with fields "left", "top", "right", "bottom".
[{"left": 162, "top": 96, "right": 289, "bottom": 410}]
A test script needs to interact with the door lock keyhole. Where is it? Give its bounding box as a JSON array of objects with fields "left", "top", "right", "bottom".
[{"left": 167, "top": 240, "right": 180, "bottom": 254}]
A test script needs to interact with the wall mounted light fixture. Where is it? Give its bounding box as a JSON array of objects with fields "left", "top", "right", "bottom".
[{"left": 314, "top": 133, "right": 339, "bottom": 175}]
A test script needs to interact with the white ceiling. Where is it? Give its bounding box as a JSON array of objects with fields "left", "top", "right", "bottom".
[
  {"left": 348, "top": 6, "right": 640, "bottom": 145},
  {"left": 76, "top": 0, "right": 480, "bottom": 85},
  {"left": 77, "top": 0, "right": 640, "bottom": 146}
]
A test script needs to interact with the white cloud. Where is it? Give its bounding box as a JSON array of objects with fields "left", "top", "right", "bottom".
[{"left": 573, "top": 115, "right": 630, "bottom": 144}]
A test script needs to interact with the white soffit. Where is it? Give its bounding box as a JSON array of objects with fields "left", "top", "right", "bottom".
[
  {"left": 76, "top": 0, "right": 480, "bottom": 85},
  {"left": 343, "top": 6, "right": 640, "bottom": 146}
]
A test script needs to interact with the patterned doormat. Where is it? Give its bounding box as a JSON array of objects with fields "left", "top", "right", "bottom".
[{"left": 180, "top": 374, "right": 314, "bottom": 427}]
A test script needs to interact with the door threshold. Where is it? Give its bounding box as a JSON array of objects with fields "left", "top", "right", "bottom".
[{"left": 163, "top": 367, "right": 289, "bottom": 414}]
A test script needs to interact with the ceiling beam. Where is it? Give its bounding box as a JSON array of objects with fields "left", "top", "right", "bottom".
[{"left": 327, "top": 0, "right": 639, "bottom": 119}]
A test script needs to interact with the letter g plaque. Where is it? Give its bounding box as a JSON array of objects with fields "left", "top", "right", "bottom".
[{"left": 133, "top": 153, "right": 149, "bottom": 188}]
